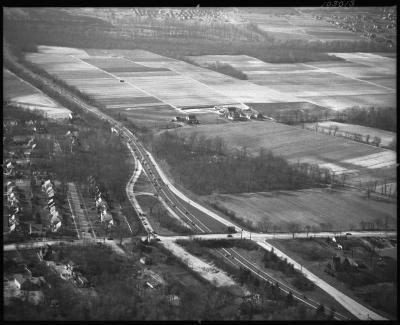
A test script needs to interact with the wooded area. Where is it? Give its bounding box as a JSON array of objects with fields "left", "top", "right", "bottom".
[
  {"left": 152, "top": 131, "right": 328, "bottom": 195},
  {"left": 335, "top": 106, "right": 396, "bottom": 133}
]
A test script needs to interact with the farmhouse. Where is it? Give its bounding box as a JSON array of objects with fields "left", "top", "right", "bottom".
[
  {"left": 186, "top": 114, "right": 199, "bottom": 124},
  {"left": 140, "top": 256, "right": 152, "bottom": 265}
]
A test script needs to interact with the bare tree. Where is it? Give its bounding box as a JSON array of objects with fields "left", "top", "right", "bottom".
[
  {"left": 287, "top": 222, "right": 300, "bottom": 239},
  {"left": 373, "top": 136, "right": 381, "bottom": 147},
  {"left": 258, "top": 220, "right": 272, "bottom": 233},
  {"left": 305, "top": 225, "right": 311, "bottom": 238}
]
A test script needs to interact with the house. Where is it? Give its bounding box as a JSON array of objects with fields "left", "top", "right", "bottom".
[
  {"left": 14, "top": 274, "right": 28, "bottom": 289},
  {"left": 173, "top": 116, "right": 186, "bottom": 122},
  {"left": 186, "top": 114, "right": 199, "bottom": 124},
  {"left": 140, "top": 256, "right": 152, "bottom": 265},
  {"left": 73, "top": 273, "right": 89, "bottom": 288},
  {"left": 50, "top": 299, "right": 60, "bottom": 308},
  {"left": 100, "top": 209, "right": 113, "bottom": 223},
  {"left": 52, "top": 220, "right": 62, "bottom": 232},
  {"left": 42, "top": 179, "right": 53, "bottom": 192},
  {"left": 167, "top": 294, "right": 181, "bottom": 306}
]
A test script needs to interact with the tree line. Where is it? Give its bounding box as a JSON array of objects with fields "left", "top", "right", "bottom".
[{"left": 334, "top": 106, "right": 396, "bottom": 133}]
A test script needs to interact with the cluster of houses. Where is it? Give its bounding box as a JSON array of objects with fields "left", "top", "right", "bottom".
[
  {"left": 214, "top": 104, "right": 260, "bottom": 121},
  {"left": 172, "top": 114, "right": 199, "bottom": 125},
  {"left": 4, "top": 254, "right": 48, "bottom": 306},
  {"left": 6, "top": 181, "right": 22, "bottom": 233},
  {"left": 315, "top": 10, "right": 395, "bottom": 46},
  {"left": 88, "top": 176, "right": 114, "bottom": 228},
  {"left": 131, "top": 7, "right": 229, "bottom": 23},
  {"left": 39, "top": 245, "right": 90, "bottom": 288},
  {"left": 42, "top": 179, "right": 62, "bottom": 232},
  {"left": 4, "top": 134, "right": 36, "bottom": 175}
]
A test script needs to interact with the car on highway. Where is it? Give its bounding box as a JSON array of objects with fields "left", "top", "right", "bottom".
[
  {"left": 227, "top": 234, "right": 233, "bottom": 238},
  {"left": 155, "top": 237, "right": 161, "bottom": 241},
  {"left": 107, "top": 237, "right": 113, "bottom": 240},
  {"left": 346, "top": 232, "right": 352, "bottom": 235}
]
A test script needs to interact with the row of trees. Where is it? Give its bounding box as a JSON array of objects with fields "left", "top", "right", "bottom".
[
  {"left": 198, "top": 61, "right": 248, "bottom": 80},
  {"left": 152, "top": 131, "right": 329, "bottom": 195},
  {"left": 177, "top": 239, "right": 333, "bottom": 320}
]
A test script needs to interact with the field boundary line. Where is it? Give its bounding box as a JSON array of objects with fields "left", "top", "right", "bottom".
[
  {"left": 122, "top": 56, "right": 246, "bottom": 107},
  {"left": 70, "top": 55, "right": 182, "bottom": 111},
  {"left": 301, "top": 63, "right": 395, "bottom": 92}
]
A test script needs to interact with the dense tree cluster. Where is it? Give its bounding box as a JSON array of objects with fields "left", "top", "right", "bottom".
[
  {"left": 335, "top": 106, "right": 396, "bottom": 132},
  {"left": 153, "top": 131, "right": 327, "bottom": 195},
  {"left": 190, "top": 60, "right": 248, "bottom": 79}
]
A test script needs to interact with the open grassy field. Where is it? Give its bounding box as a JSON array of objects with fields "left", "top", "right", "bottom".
[
  {"left": 176, "top": 120, "right": 396, "bottom": 185},
  {"left": 305, "top": 121, "right": 396, "bottom": 148},
  {"left": 206, "top": 187, "right": 396, "bottom": 231},
  {"left": 188, "top": 53, "right": 396, "bottom": 111},
  {"left": 3, "top": 68, "right": 71, "bottom": 120}
]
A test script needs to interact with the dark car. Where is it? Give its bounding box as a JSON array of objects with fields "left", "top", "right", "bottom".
[
  {"left": 227, "top": 234, "right": 233, "bottom": 238},
  {"left": 107, "top": 237, "right": 113, "bottom": 240},
  {"left": 346, "top": 232, "right": 352, "bottom": 236}
]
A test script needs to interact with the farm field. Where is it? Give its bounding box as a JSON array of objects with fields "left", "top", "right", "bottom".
[
  {"left": 305, "top": 121, "right": 396, "bottom": 148},
  {"left": 206, "top": 187, "right": 397, "bottom": 231},
  {"left": 24, "top": 46, "right": 316, "bottom": 121},
  {"left": 106, "top": 49, "right": 301, "bottom": 104},
  {"left": 188, "top": 53, "right": 396, "bottom": 111},
  {"left": 176, "top": 120, "right": 396, "bottom": 186},
  {"left": 3, "top": 68, "right": 71, "bottom": 120},
  {"left": 25, "top": 52, "right": 167, "bottom": 111}
]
